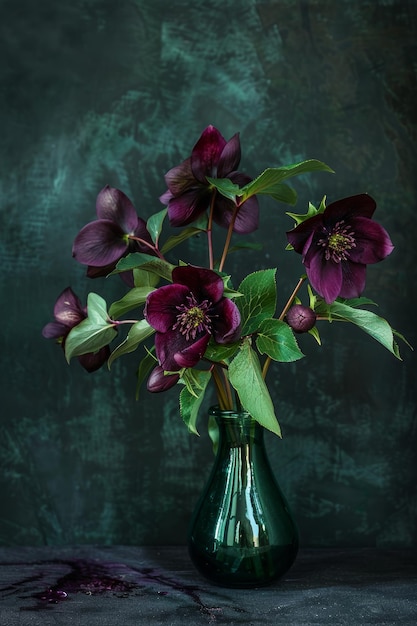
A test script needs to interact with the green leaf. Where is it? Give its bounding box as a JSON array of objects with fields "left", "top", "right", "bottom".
[
  {"left": 203, "top": 340, "right": 240, "bottom": 363},
  {"left": 239, "top": 160, "right": 334, "bottom": 201},
  {"left": 256, "top": 318, "right": 304, "bottom": 362},
  {"left": 107, "top": 320, "right": 155, "bottom": 368},
  {"left": 237, "top": 269, "right": 277, "bottom": 335},
  {"left": 227, "top": 241, "right": 263, "bottom": 256},
  {"left": 113, "top": 253, "right": 175, "bottom": 282},
  {"left": 133, "top": 268, "right": 160, "bottom": 288},
  {"left": 136, "top": 347, "right": 157, "bottom": 400},
  {"left": 146, "top": 208, "right": 167, "bottom": 244},
  {"left": 161, "top": 225, "right": 205, "bottom": 254},
  {"left": 316, "top": 299, "right": 404, "bottom": 359},
  {"left": 65, "top": 293, "right": 117, "bottom": 361},
  {"left": 308, "top": 325, "right": 322, "bottom": 345},
  {"left": 229, "top": 339, "right": 281, "bottom": 437},
  {"left": 86, "top": 292, "right": 110, "bottom": 324},
  {"left": 108, "top": 287, "right": 155, "bottom": 319},
  {"left": 179, "top": 369, "right": 212, "bottom": 435},
  {"left": 262, "top": 183, "right": 298, "bottom": 205},
  {"left": 206, "top": 177, "right": 240, "bottom": 202}
]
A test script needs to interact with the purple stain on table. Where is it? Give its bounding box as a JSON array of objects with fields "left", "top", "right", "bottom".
[{"left": 2, "top": 557, "right": 239, "bottom": 619}]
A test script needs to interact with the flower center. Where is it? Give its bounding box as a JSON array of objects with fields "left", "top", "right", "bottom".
[
  {"left": 318, "top": 220, "right": 356, "bottom": 263},
  {"left": 172, "top": 294, "right": 212, "bottom": 340}
]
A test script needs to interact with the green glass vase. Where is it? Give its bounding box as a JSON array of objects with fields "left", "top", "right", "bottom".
[{"left": 187, "top": 407, "right": 298, "bottom": 588}]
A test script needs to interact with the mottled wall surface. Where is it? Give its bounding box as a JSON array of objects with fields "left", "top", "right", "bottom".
[{"left": 0, "top": 0, "right": 416, "bottom": 547}]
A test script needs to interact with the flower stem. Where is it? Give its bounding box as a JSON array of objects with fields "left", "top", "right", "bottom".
[
  {"left": 207, "top": 191, "right": 216, "bottom": 270},
  {"left": 211, "top": 365, "right": 230, "bottom": 409},
  {"left": 218, "top": 202, "right": 240, "bottom": 272},
  {"left": 262, "top": 276, "right": 306, "bottom": 379},
  {"left": 129, "top": 236, "right": 165, "bottom": 260}
]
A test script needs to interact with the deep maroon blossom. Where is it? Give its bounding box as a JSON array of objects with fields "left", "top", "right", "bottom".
[
  {"left": 144, "top": 265, "right": 241, "bottom": 371},
  {"left": 160, "top": 125, "right": 259, "bottom": 234},
  {"left": 286, "top": 305, "right": 317, "bottom": 333},
  {"left": 286, "top": 194, "right": 394, "bottom": 304},
  {"left": 73, "top": 186, "right": 155, "bottom": 278},
  {"left": 42, "top": 287, "right": 110, "bottom": 372},
  {"left": 147, "top": 366, "right": 180, "bottom": 393}
]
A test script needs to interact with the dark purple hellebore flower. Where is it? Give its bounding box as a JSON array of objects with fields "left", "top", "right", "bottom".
[
  {"left": 42, "top": 287, "right": 110, "bottom": 372},
  {"left": 286, "top": 305, "right": 317, "bottom": 333},
  {"left": 286, "top": 194, "right": 394, "bottom": 304},
  {"left": 147, "top": 365, "right": 180, "bottom": 393},
  {"left": 73, "top": 186, "right": 155, "bottom": 278},
  {"left": 160, "top": 125, "right": 259, "bottom": 234},
  {"left": 144, "top": 265, "right": 241, "bottom": 371}
]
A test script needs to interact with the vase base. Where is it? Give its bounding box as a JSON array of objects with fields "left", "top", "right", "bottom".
[{"left": 188, "top": 541, "right": 298, "bottom": 588}]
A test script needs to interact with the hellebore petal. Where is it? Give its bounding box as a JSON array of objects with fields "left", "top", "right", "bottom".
[
  {"left": 163, "top": 158, "right": 196, "bottom": 196},
  {"left": 166, "top": 189, "right": 209, "bottom": 227},
  {"left": 171, "top": 265, "right": 224, "bottom": 304},
  {"left": 78, "top": 346, "right": 110, "bottom": 373},
  {"left": 217, "top": 133, "right": 241, "bottom": 178},
  {"left": 210, "top": 297, "right": 241, "bottom": 344},
  {"left": 147, "top": 365, "right": 180, "bottom": 392},
  {"left": 191, "top": 125, "right": 227, "bottom": 182},
  {"left": 73, "top": 220, "right": 129, "bottom": 266},
  {"left": 346, "top": 217, "right": 394, "bottom": 264},
  {"left": 96, "top": 185, "right": 139, "bottom": 232},
  {"left": 145, "top": 283, "right": 190, "bottom": 333},
  {"left": 53, "top": 287, "right": 86, "bottom": 327},
  {"left": 339, "top": 262, "right": 367, "bottom": 300},
  {"left": 42, "top": 321, "right": 69, "bottom": 339},
  {"left": 174, "top": 334, "right": 211, "bottom": 368},
  {"left": 305, "top": 249, "right": 343, "bottom": 304}
]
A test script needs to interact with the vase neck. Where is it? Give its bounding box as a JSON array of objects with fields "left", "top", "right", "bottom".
[{"left": 209, "top": 406, "right": 264, "bottom": 447}]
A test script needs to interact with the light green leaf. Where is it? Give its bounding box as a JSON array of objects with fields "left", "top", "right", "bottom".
[
  {"left": 227, "top": 241, "right": 263, "bottom": 256},
  {"left": 113, "top": 253, "right": 175, "bottom": 282},
  {"left": 229, "top": 339, "right": 281, "bottom": 437},
  {"left": 86, "top": 292, "right": 110, "bottom": 324},
  {"left": 237, "top": 269, "right": 277, "bottom": 335},
  {"left": 108, "top": 287, "right": 155, "bottom": 319},
  {"left": 65, "top": 322, "right": 117, "bottom": 362},
  {"left": 136, "top": 347, "right": 157, "bottom": 400},
  {"left": 206, "top": 177, "right": 240, "bottom": 202},
  {"left": 179, "top": 369, "right": 212, "bottom": 435},
  {"left": 146, "top": 208, "right": 167, "bottom": 244},
  {"left": 107, "top": 320, "right": 155, "bottom": 368},
  {"left": 262, "top": 182, "right": 297, "bottom": 205},
  {"left": 203, "top": 340, "right": 240, "bottom": 363},
  {"left": 161, "top": 225, "right": 205, "bottom": 254},
  {"left": 316, "top": 299, "right": 404, "bottom": 359},
  {"left": 65, "top": 293, "right": 117, "bottom": 361},
  {"left": 133, "top": 268, "right": 160, "bottom": 288},
  {"left": 256, "top": 318, "right": 304, "bottom": 362},
  {"left": 240, "top": 160, "right": 334, "bottom": 201}
]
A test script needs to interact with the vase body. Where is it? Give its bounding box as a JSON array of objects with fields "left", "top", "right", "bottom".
[{"left": 187, "top": 407, "right": 298, "bottom": 587}]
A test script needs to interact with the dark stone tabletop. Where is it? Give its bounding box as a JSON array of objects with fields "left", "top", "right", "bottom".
[{"left": 0, "top": 546, "right": 416, "bottom": 625}]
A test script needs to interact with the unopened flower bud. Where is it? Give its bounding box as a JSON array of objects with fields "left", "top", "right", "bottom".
[
  {"left": 147, "top": 366, "right": 179, "bottom": 393},
  {"left": 286, "top": 304, "right": 316, "bottom": 333}
]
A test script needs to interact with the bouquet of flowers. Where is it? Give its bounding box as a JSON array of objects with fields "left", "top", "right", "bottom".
[{"left": 43, "top": 126, "right": 407, "bottom": 438}]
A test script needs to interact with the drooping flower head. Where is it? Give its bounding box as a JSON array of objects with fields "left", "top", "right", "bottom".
[
  {"left": 42, "top": 287, "right": 110, "bottom": 372},
  {"left": 73, "top": 186, "right": 155, "bottom": 278},
  {"left": 286, "top": 194, "right": 394, "bottom": 304},
  {"left": 144, "top": 265, "right": 241, "bottom": 371},
  {"left": 160, "top": 125, "right": 259, "bottom": 234}
]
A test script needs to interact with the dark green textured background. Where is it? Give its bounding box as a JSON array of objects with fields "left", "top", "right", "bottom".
[{"left": 1, "top": 0, "right": 416, "bottom": 547}]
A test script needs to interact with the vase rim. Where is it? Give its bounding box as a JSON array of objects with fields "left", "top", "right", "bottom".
[{"left": 209, "top": 405, "right": 252, "bottom": 419}]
